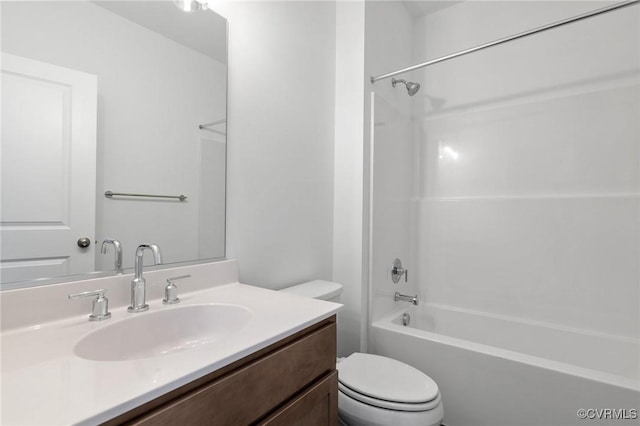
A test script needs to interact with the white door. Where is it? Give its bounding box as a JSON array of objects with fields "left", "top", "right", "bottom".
[{"left": 0, "top": 53, "right": 97, "bottom": 285}]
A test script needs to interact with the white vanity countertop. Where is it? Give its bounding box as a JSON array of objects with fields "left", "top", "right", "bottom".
[{"left": 0, "top": 263, "right": 341, "bottom": 425}]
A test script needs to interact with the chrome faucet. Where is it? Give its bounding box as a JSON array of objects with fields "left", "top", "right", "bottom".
[
  {"left": 69, "top": 289, "right": 111, "bottom": 321},
  {"left": 394, "top": 292, "right": 418, "bottom": 305},
  {"left": 101, "top": 239, "right": 123, "bottom": 274},
  {"left": 128, "top": 243, "right": 163, "bottom": 313}
]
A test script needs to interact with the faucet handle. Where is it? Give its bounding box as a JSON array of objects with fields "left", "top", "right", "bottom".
[
  {"left": 391, "top": 258, "right": 408, "bottom": 283},
  {"left": 163, "top": 275, "right": 191, "bottom": 305},
  {"left": 69, "top": 289, "right": 112, "bottom": 321}
]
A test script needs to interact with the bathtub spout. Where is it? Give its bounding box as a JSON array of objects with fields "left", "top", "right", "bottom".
[{"left": 394, "top": 292, "right": 418, "bottom": 305}]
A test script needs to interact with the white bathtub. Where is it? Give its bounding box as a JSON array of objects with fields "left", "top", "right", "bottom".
[{"left": 371, "top": 304, "right": 640, "bottom": 426}]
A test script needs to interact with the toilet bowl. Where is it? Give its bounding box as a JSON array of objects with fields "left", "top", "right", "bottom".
[
  {"left": 337, "top": 352, "right": 443, "bottom": 426},
  {"left": 280, "top": 281, "right": 444, "bottom": 426}
]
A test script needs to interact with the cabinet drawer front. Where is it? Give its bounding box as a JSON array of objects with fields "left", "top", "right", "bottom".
[
  {"left": 131, "top": 322, "right": 336, "bottom": 425},
  {"left": 259, "top": 371, "right": 338, "bottom": 426}
]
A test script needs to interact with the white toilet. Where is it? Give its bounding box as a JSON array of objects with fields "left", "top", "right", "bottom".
[{"left": 281, "top": 280, "right": 444, "bottom": 426}]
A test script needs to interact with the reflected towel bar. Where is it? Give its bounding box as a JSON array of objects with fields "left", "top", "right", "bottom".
[
  {"left": 104, "top": 191, "right": 187, "bottom": 201},
  {"left": 199, "top": 119, "right": 226, "bottom": 129}
]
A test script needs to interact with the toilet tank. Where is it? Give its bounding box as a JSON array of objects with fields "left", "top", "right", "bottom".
[{"left": 280, "top": 280, "right": 343, "bottom": 303}]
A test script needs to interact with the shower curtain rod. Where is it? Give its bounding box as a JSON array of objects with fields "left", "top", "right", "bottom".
[{"left": 370, "top": 0, "right": 639, "bottom": 83}]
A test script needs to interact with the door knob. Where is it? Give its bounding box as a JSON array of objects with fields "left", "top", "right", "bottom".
[{"left": 77, "top": 237, "right": 91, "bottom": 248}]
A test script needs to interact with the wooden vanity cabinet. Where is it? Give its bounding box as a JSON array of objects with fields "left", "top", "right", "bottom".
[{"left": 105, "top": 316, "right": 338, "bottom": 426}]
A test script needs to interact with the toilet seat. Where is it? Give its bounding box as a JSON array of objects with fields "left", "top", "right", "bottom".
[
  {"left": 339, "top": 382, "right": 442, "bottom": 412},
  {"left": 338, "top": 390, "right": 444, "bottom": 426},
  {"left": 337, "top": 353, "right": 440, "bottom": 412}
]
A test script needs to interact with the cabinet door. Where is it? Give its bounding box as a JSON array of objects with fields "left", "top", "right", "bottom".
[
  {"left": 128, "top": 322, "right": 336, "bottom": 425},
  {"left": 259, "top": 371, "right": 338, "bottom": 426}
]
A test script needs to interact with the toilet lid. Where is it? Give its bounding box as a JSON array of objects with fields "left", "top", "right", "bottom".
[
  {"left": 337, "top": 353, "right": 439, "bottom": 404},
  {"left": 279, "top": 280, "right": 342, "bottom": 301}
]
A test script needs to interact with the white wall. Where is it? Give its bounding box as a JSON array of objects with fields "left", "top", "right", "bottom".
[
  {"left": 211, "top": 2, "right": 336, "bottom": 287},
  {"left": 2, "top": 2, "right": 226, "bottom": 270},
  {"left": 413, "top": 1, "right": 639, "bottom": 337},
  {"left": 212, "top": 1, "right": 377, "bottom": 357},
  {"left": 333, "top": 0, "right": 365, "bottom": 356}
]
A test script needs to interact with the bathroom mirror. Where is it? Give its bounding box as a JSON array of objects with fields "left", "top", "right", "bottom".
[{"left": 0, "top": 1, "right": 227, "bottom": 289}]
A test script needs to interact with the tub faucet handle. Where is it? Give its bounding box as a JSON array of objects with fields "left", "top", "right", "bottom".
[{"left": 391, "top": 258, "right": 408, "bottom": 283}]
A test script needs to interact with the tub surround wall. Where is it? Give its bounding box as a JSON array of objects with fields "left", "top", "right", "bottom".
[
  {"left": 413, "top": 0, "right": 639, "bottom": 339},
  {"left": 367, "top": 0, "right": 640, "bottom": 335},
  {"left": 367, "top": 0, "right": 639, "bottom": 337},
  {"left": 364, "top": 1, "right": 419, "bottom": 324}
]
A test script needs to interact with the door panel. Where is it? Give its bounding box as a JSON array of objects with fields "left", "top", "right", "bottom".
[{"left": 1, "top": 53, "right": 97, "bottom": 285}]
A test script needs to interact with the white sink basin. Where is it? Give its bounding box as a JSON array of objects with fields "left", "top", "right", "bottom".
[{"left": 74, "top": 304, "right": 252, "bottom": 361}]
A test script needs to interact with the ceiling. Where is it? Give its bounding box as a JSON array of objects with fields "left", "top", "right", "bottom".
[
  {"left": 93, "top": 1, "right": 227, "bottom": 64},
  {"left": 403, "top": 1, "right": 463, "bottom": 17}
]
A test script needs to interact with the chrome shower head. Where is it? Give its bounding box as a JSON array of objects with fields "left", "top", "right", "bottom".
[
  {"left": 406, "top": 81, "right": 421, "bottom": 96},
  {"left": 392, "top": 78, "right": 421, "bottom": 96}
]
